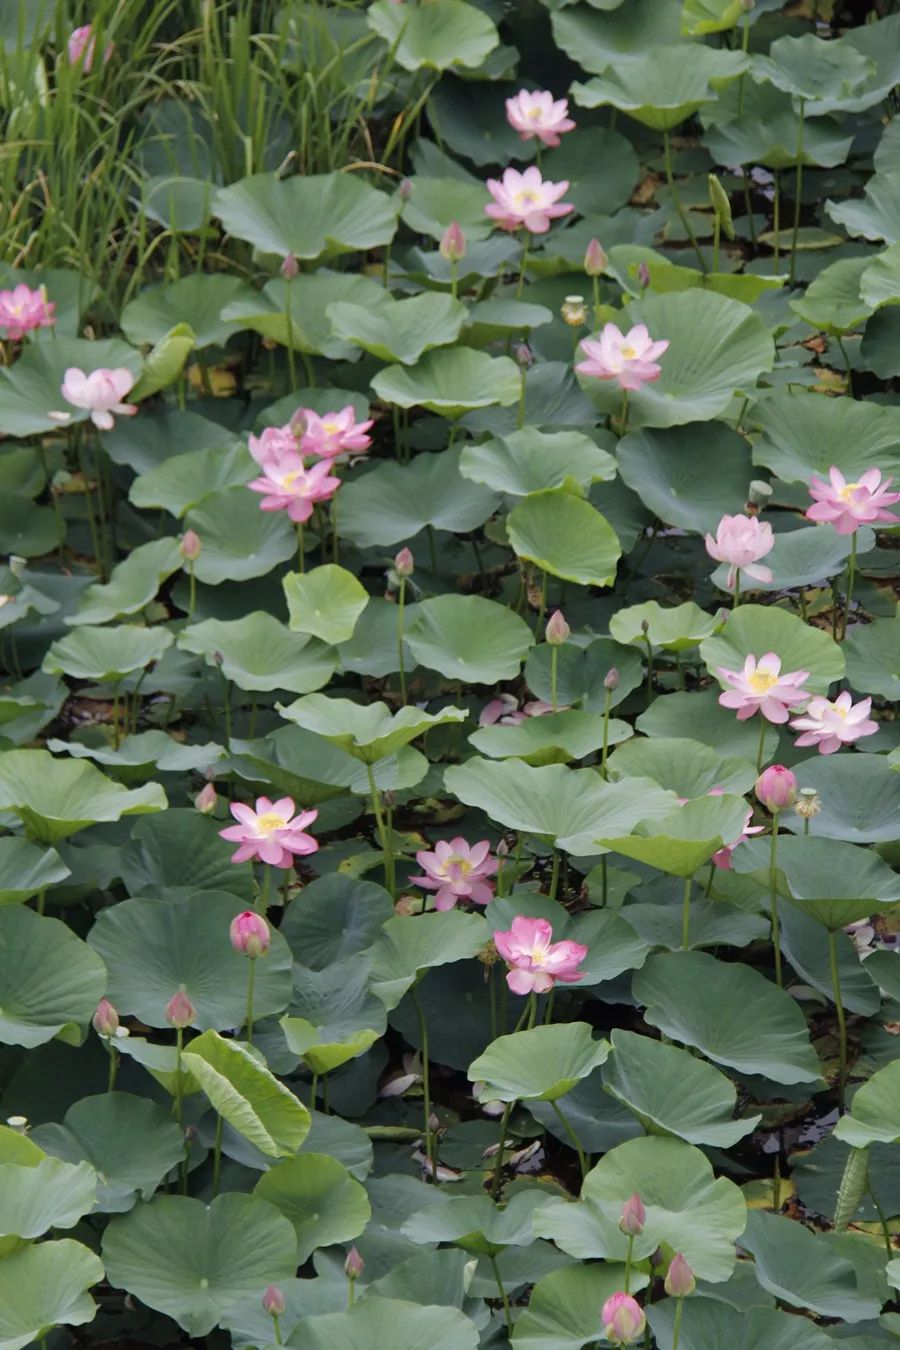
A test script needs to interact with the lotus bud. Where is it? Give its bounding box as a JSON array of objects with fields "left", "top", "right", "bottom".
[
  {"left": 708, "top": 173, "right": 735, "bottom": 240},
  {"left": 179, "top": 529, "right": 202, "bottom": 561},
  {"left": 545, "top": 609, "right": 570, "bottom": 646},
  {"left": 229, "top": 910, "right": 271, "bottom": 959},
  {"left": 584, "top": 237, "right": 607, "bottom": 277},
  {"left": 262, "top": 1285, "right": 286, "bottom": 1317},
  {"left": 514, "top": 342, "right": 533, "bottom": 369},
  {"left": 5, "top": 1116, "right": 28, "bottom": 1134},
  {"left": 601, "top": 1292, "right": 646, "bottom": 1345},
  {"left": 604, "top": 667, "right": 620, "bottom": 692},
  {"left": 638, "top": 262, "right": 651, "bottom": 290},
  {"left": 397, "top": 177, "right": 412, "bottom": 201},
  {"left": 665, "top": 1252, "right": 696, "bottom": 1298},
  {"left": 618, "top": 1192, "right": 645, "bottom": 1236},
  {"left": 395, "top": 547, "right": 414, "bottom": 578},
  {"left": 280, "top": 253, "right": 299, "bottom": 280},
  {"left": 195, "top": 782, "right": 218, "bottom": 814},
  {"left": 755, "top": 765, "right": 798, "bottom": 813},
  {"left": 92, "top": 998, "right": 119, "bottom": 1038},
  {"left": 747, "top": 480, "right": 773, "bottom": 515},
  {"left": 795, "top": 787, "right": 821, "bottom": 821},
  {"left": 289, "top": 408, "right": 308, "bottom": 439},
  {"left": 439, "top": 221, "right": 466, "bottom": 263},
  {"left": 165, "top": 988, "right": 196, "bottom": 1029},
  {"left": 344, "top": 1246, "right": 365, "bottom": 1280},
  {"left": 561, "top": 295, "right": 588, "bottom": 327}
]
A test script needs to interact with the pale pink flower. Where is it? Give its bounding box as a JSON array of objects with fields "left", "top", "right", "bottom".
[
  {"left": 576, "top": 323, "right": 669, "bottom": 393},
  {"left": 439, "top": 222, "right": 466, "bottom": 263},
  {"left": 790, "top": 691, "right": 879, "bottom": 755},
  {"left": 67, "top": 24, "right": 113, "bottom": 71},
  {"left": 92, "top": 998, "right": 119, "bottom": 1038},
  {"left": 297, "top": 406, "right": 373, "bottom": 461},
  {"left": 262, "top": 1286, "right": 285, "bottom": 1318},
  {"left": 165, "top": 989, "right": 196, "bottom": 1029},
  {"left": 219, "top": 795, "right": 319, "bottom": 868},
  {"left": 665, "top": 1253, "right": 696, "bottom": 1298},
  {"left": 806, "top": 466, "right": 900, "bottom": 535},
  {"left": 479, "top": 694, "right": 555, "bottom": 726},
  {"left": 601, "top": 1292, "right": 646, "bottom": 1345},
  {"left": 493, "top": 916, "right": 587, "bottom": 995},
  {"left": 755, "top": 765, "right": 798, "bottom": 812},
  {"left": 505, "top": 89, "right": 576, "bottom": 148},
  {"left": 484, "top": 167, "right": 574, "bottom": 234},
  {"left": 618, "top": 1193, "right": 645, "bottom": 1237},
  {"left": 716, "top": 652, "right": 811, "bottom": 724},
  {"left": 229, "top": 910, "right": 271, "bottom": 958},
  {"left": 194, "top": 783, "right": 218, "bottom": 814},
  {"left": 247, "top": 423, "right": 301, "bottom": 468},
  {"left": 705, "top": 513, "right": 774, "bottom": 588},
  {"left": 247, "top": 453, "right": 341, "bottom": 523},
  {"left": 60, "top": 367, "right": 137, "bottom": 431},
  {"left": 410, "top": 837, "right": 498, "bottom": 911},
  {"left": 0, "top": 284, "right": 55, "bottom": 341}
]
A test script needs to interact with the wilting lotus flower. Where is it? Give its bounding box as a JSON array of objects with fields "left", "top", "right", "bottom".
[
  {"left": 479, "top": 694, "right": 555, "bottom": 726},
  {"left": 494, "top": 916, "right": 587, "bottom": 995},
  {"left": 485, "top": 166, "right": 573, "bottom": 234},
  {"left": 601, "top": 1292, "right": 646, "bottom": 1345},
  {"left": 705, "top": 513, "right": 774, "bottom": 588},
  {"left": 576, "top": 323, "right": 669, "bottom": 393},
  {"left": 229, "top": 910, "right": 271, "bottom": 958},
  {"left": 716, "top": 652, "right": 811, "bottom": 724},
  {"left": 60, "top": 367, "right": 137, "bottom": 430},
  {"left": 755, "top": 765, "right": 798, "bottom": 812},
  {"left": 219, "top": 796, "right": 319, "bottom": 868},
  {"left": 410, "top": 838, "right": 498, "bottom": 911},
  {"left": 505, "top": 89, "right": 575, "bottom": 147},
  {"left": 0, "top": 284, "right": 55, "bottom": 341},
  {"left": 297, "top": 406, "right": 373, "bottom": 461},
  {"left": 247, "top": 454, "right": 341, "bottom": 523},
  {"left": 790, "top": 691, "right": 879, "bottom": 755},
  {"left": 805, "top": 466, "right": 900, "bottom": 535},
  {"left": 67, "top": 24, "right": 113, "bottom": 71}
]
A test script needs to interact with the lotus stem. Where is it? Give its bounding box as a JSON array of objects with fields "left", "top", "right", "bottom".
[
  {"left": 548, "top": 849, "right": 560, "bottom": 902},
  {"left": 789, "top": 98, "right": 805, "bottom": 285},
  {"left": 644, "top": 634, "right": 654, "bottom": 704},
  {"left": 244, "top": 959, "right": 256, "bottom": 1047},
  {"left": 296, "top": 521, "right": 305, "bottom": 572},
  {"left": 490, "top": 1100, "right": 514, "bottom": 1198},
  {"left": 450, "top": 258, "right": 458, "bottom": 301},
  {"left": 550, "top": 1099, "right": 588, "bottom": 1178},
  {"left": 310, "top": 1072, "right": 318, "bottom": 1108},
  {"left": 773, "top": 169, "right": 781, "bottom": 272},
  {"left": 682, "top": 874, "right": 693, "bottom": 950},
  {"left": 283, "top": 276, "right": 297, "bottom": 390},
  {"left": 619, "top": 388, "right": 629, "bottom": 433},
  {"left": 489, "top": 1254, "right": 513, "bottom": 1330},
  {"left": 272, "top": 1313, "right": 283, "bottom": 1345},
  {"left": 836, "top": 334, "right": 854, "bottom": 398},
  {"left": 427, "top": 523, "right": 438, "bottom": 577},
  {"left": 516, "top": 230, "right": 531, "bottom": 300},
  {"left": 600, "top": 687, "right": 613, "bottom": 780},
  {"left": 769, "top": 813, "right": 783, "bottom": 988},
  {"left": 221, "top": 672, "right": 232, "bottom": 750},
  {"left": 624, "top": 1234, "right": 634, "bottom": 1293},
  {"left": 411, "top": 985, "right": 437, "bottom": 1182},
  {"left": 733, "top": 568, "right": 741, "bottom": 609},
  {"left": 212, "top": 1113, "right": 223, "bottom": 1197},
  {"left": 756, "top": 716, "right": 767, "bottom": 773},
  {"left": 107, "top": 1044, "right": 119, "bottom": 1092},
  {"left": 841, "top": 531, "right": 857, "bottom": 641},
  {"left": 592, "top": 274, "right": 601, "bottom": 328},
  {"left": 397, "top": 576, "right": 407, "bottom": 705},
  {"left": 672, "top": 1295, "right": 684, "bottom": 1350},
  {"left": 867, "top": 1172, "right": 894, "bottom": 1258},
  {"left": 365, "top": 763, "right": 395, "bottom": 894},
  {"left": 662, "top": 127, "right": 706, "bottom": 272},
  {"left": 712, "top": 215, "right": 721, "bottom": 274},
  {"left": 550, "top": 645, "right": 559, "bottom": 712},
  {"left": 517, "top": 365, "right": 527, "bottom": 429},
  {"left": 828, "top": 929, "right": 848, "bottom": 1109}
]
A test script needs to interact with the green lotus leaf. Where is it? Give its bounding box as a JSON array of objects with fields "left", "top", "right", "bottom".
[
  {"left": 368, "top": 910, "right": 489, "bottom": 1010},
  {"left": 327, "top": 293, "right": 466, "bottom": 365},
  {"left": 552, "top": 0, "right": 681, "bottom": 74},
  {"left": 469, "top": 709, "right": 631, "bottom": 767},
  {"left": 183, "top": 1029, "right": 311, "bottom": 1157},
  {"left": 790, "top": 256, "right": 874, "bottom": 335},
  {"left": 702, "top": 79, "right": 853, "bottom": 171},
  {"left": 750, "top": 389, "right": 900, "bottom": 484},
  {"left": 0, "top": 1240, "right": 104, "bottom": 1350},
  {"left": 43, "top": 625, "right": 173, "bottom": 682},
  {"left": 700, "top": 604, "right": 844, "bottom": 695},
  {"left": 648, "top": 1298, "right": 837, "bottom": 1350},
  {"left": 120, "top": 809, "right": 254, "bottom": 902},
  {"left": 280, "top": 1019, "right": 380, "bottom": 1075},
  {"left": 254, "top": 1154, "right": 370, "bottom": 1263},
  {"left": 214, "top": 171, "right": 399, "bottom": 260},
  {"left": 179, "top": 612, "right": 335, "bottom": 694},
  {"left": 834, "top": 1061, "right": 900, "bottom": 1148},
  {"left": 102, "top": 1193, "right": 299, "bottom": 1336},
  {"left": 778, "top": 905, "right": 880, "bottom": 1017},
  {"left": 711, "top": 524, "right": 867, "bottom": 598},
  {"left": 141, "top": 175, "right": 212, "bottom": 233},
  {"left": 280, "top": 954, "right": 386, "bottom": 1073},
  {"left": 610, "top": 600, "right": 720, "bottom": 653},
  {"left": 572, "top": 46, "right": 748, "bottom": 130},
  {"left": 279, "top": 875, "right": 394, "bottom": 971},
  {"left": 617, "top": 423, "right": 754, "bottom": 533},
  {"left": 844, "top": 615, "right": 900, "bottom": 700},
  {"left": 373, "top": 347, "right": 521, "bottom": 418},
  {"left": 223, "top": 272, "right": 387, "bottom": 356},
  {"left": 621, "top": 899, "right": 769, "bottom": 954},
  {"left": 459, "top": 428, "right": 617, "bottom": 497},
  {"left": 636, "top": 689, "right": 780, "bottom": 761},
  {"left": 405, "top": 596, "right": 534, "bottom": 683},
  {"left": 0, "top": 498, "right": 63, "bottom": 558},
  {"left": 336, "top": 448, "right": 500, "bottom": 548},
  {"left": 487, "top": 895, "right": 649, "bottom": 988},
  {"left": 507, "top": 489, "right": 622, "bottom": 587},
  {"left": 0, "top": 1155, "right": 96, "bottom": 1239},
  {"left": 400, "top": 176, "right": 495, "bottom": 245},
  {"left": 827, "top": 170, "right": 900, "bottom": 243},
  {"left": 682, "top": 0, "right": 747, "bottom": 35},
  {"left": 278, "top": 695, "right": 466, "bottom": 763},
  {"left": 734, "top": 836, "right": 900, "bottom": 929},
  {"left": 0, "top": 749, "right": 167, "bottom": 843},
  {"left": 515, "top": 1263, "right": 650, "bottom": 1350},
  {"left": 0, "top": 838, "right": 70, "bottom": 905},
  {"left": 597, "top": 794, "right": 751, "bottom": 877},
  {"left": 68, "top": 540, "right": 183, "bottom": 625},
  {"left": 293, "top": 1299, "right": 479, "bottom": 1350},
  {"left": 0, "top": 337, "right": 141, "bottom": 438},
  {"left": 367, "top": 0, "right": 499, "bottom": 71},
  {"left": 859, "top": 240, "right": 900, "bottom": 307},
  {"left": 401, "top": 1190, "right": 552, "bottom": 1255},
  {"left": 0, "top": 906, "right": 106, "bottom": 1049},
  {"left": 738, "top": 1209, "right": 879, "bottom": 1321},
  {"left": 633, "top": 951, "right": 822, "bottom": 1083},
  {"left": 782, "top": 754, "right": 900, "bottom": 844},
  {"left": 129, "top": 444, "right": 255, "bottom": 518},
  {"left": 607, "top": 736, "right": 756, "bottom": 797},
  {"left": 469, "top": 1024, "right": 610, "bottom": 1103},
  {"left": 121, "top": 274, "right": 258, "bottom": 349},
  {"left": 753, "top": 32, "right": 875, "bottom": 105},
  {"left": 526, "top": 637, "right": 644, "bottom": 713},
  {"left": 129, "top": 322, "right": 195, "bottom": 401},
  {"left": 184, "top": 486, "right": 296, "bottom": 584}
]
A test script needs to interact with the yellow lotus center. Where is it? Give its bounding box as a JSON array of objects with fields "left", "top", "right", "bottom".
[
  {"left": 256, "top": 812, "right": 287, "bottom": 835},
  {"left": 281, "top": 469, "right": 303, "bottom": 489},
  {"left": 515, "top": 190, "right": 539, "bottom": 205},
  {"left": 322, "top": 421, "right": 340, "bottom": 434},
  {"left": 531, "top": 948, "right": 546, "bottom": 965},
  {"left": 526, "top": 107, "right": 543, "bottom": 120},
  {"left": 838, "top": 482, "right": 862, "bottom": 500},
  {"left": 829, "top": 701, "right": 848, "bottom": 719},
  {"left": 445, "top": 853, "right": 472, "bottom": 874},
  {"left": 10, "top": 304, "right": 23, "bottom": 316},
  {"left": 621, "top": 344, "right": 637, "bottom": 358},
  {"left": 749, "top": 671, "right": 778, "bottom": 692}
]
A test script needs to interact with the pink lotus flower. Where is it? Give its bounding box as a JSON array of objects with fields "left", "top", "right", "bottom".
[
  {"left": 0, "top": 284, "right": 55, "bottom": 341},
  {"left": 601, "top": 1292, "right": 646, "bottom": 1345},
  {"left": 755, "top": 765, "right": 798, "bottom": 812},
  {"left": 576, "top": 323, "right": 669, "bottom": 393},
  {"left": 194, "top": 783, "right": 217, "bottom": 814},
  {"left": 67, "top": 24, "right": 113, "bottom": 71},
  {"left": 805, "top": 466, "right": 900, "bottom": 535},
  {"left": 493, "top": 916, "right": 587, "bottom": 995},
  {"left": 165, "top": 989, "right": 196, "bottom": 1029},
  {"left": 705, "top": 513, "right": 774, "bottom": 588},
  {"left": 247, "top": 453, "right": 341, "bottom": 523},
  {"left": 716, "top": 652, "right": 811, "bottom": 724},
  {"left": 505, "top": 89, "right": 575, "bottom": 148},
  {"left": 410, "top": 837, "right": 498, "bottom": 911},
  {"left": 439, "top": 221, "right": 466, "bottom": 263},
  {"left": 618, "top": 1193, "right": 645, "bottom": 1237},
  {"left": 230, "top": 910, "right": 271, "bottom": 958},
  {"left": 790, "top": 691, "right": 879, "bottom": 755},
  {"left": 92, "top": 998, "right": 119, "bottom": 1038},
  {"left": 479, "top": 694, "right": 555, "bottom": 726},
  {"left": 665, "top": 1253, "right": 696, "bottom": 1298},
  {"left": 60, "top": 367, "right": 137, "bottom": 431},
  {"left": 297, "top": 406, "right": 373, "bottom": 461},
  {"left": 262, "top": 1286, "right": 285, "bottom": 1318},
  {"left": 247, "top": 423, "right": 301, "bottom": 467},
  {"left": 219, "top": 796, "right": 319, "bottom": 868},
  {"left": 484, "top": 167, "right": 574, "bottom": 234}
]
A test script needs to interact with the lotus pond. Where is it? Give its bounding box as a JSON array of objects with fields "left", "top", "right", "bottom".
[{"left": 1, "top": 0, "right": 900, "bottom": 1347}]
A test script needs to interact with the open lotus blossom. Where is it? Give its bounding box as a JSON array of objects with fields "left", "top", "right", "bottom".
[
  {"left": 297, "top": 406, "right": 374, "bottom": 461},
  {"left": 601, "top": 1292, "right": 646, "bottom": 1346},
  {"left": 494, "top": 916, "right": 587, "bottom": 995},
  {"left": 247, "top": 453, "right": 341, "bottom": 523},
  {"left": 716, "top": 652, "right": 811, "bottom": 724},
  {"left": 705, "top": 513, "right": 774, "bottom": 588},
  {"left": 219, "top": 796, "right": 319, "bottom": 868},
  {"left": 805, "top": 466, "right": 900, "bottom": 534},
  {"left": 576, "top": 323, "right": 669, "bottom": 393},
  {"left": 0, "top": 284, "right": 55, "bottom": 341},
  {"left": 247, "top": 423, "right": 301, "bottom": 467},
  {"left": 505, "top": 89, "right": 575, "bottom": 147},
  {"left": 790, "top": 691, "right": 879, "bottom": 755},
  {"left": 410, "top": 837, "right": 498, "bottom": 910},
  {"left": 67, "top": 24, "right": 113, "bottom": 70},
  {"left": 479, "top": 693, "right": 556, "bottom": 726},
  {"left": 484, "top": 166, "right": 573, "bottom": 234},
  {"left": 60, "top": 367, "right": 137, "bottom": 430}
]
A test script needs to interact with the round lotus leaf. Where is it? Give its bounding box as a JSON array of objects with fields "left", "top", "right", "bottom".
[
  {"left": 778, "top": 905, "right": 880, "bottom": 1017},
  {"left": 0, "top": 906, "right": 106, "bottom": 1049},
  {"left": 179, "top": 612, "right": 336, "bottom": 693},
  {"left": 834, "top": 1061, "right": 900, "bottom": 1148},
  {"left": 367, "top": 910, "right": 489, "bottom": 1010},
  {"left": 292, "top": 1298, "right": 480, "bottom": 1350},
  {"left": 0, "top": 838, "right": 69, "bottom": 905},
  {"left": 405, "top": 596, "right": 534, "bottom": 684},
  {"left": 738, "top": 1209, "right": 880, "bottom": 1322},
  {"left": 636, "top": 690, "right": 779, "bottom": 760},
  {"left": 735, "top": 836, "right": 900, "bottom": 930},
  {"left": 552, "top": 0, "right": 680, "bottom": 73},
  {"left": 129, "top": 444, "right": 255, "bottom": 519},
  {"left": 371, "top": 348, "right": 521, "bottom": 418},
  {"left": 610, "top": 600, "right": 719, "bottom": 653},
  {"left": 487, "top": 894, "right": 648, "bottom": 988},
  {"left": 782, "top": 754, "right": 900, "bottom": 843},
  {"left": 223, "top": 272, "right": 387, "bottom": 358},
  {"left": 184, "top": 486, "right": 296, "bottom": 584},
  {"left": 366, "top": 0, "right": 498, "bottom": 71},
  {"left": 712, "top": 524, "right": 868, "bottom": 598},
  {"left": 254, "top": 1154, "right": 370, "bottom": 1262},
  {"left": 648, "top": 1297, "right": 837, "bottom": 1350},
  {"left": 572, "top": 45, "right": 748, "bottom": 130},
  {"left": 844, "top": 616, "right": 900, "bottom": 700},
  {"left": 515, "top": 1262, "right": 651, "bottom": 1350},
  {"left": 121, "top": 274, "right": 258, "bottom": 349},
  {"left": 0, "top": 337, "right": 141, "bottom": 438},
  {"left": 700, "top": 603, "right": 844, "bottom": 695},
  {"left": 459, "top": 427, "right": 617, "bottom": 497},
  {"left": 469, "top": 709, "right": 632, "bottom": 767},
  {"left": 120, "top": 809, "right": 254, "bottom": 902},
  {"left": 607, "top": 736, "right": 756, "bottom": 797},
  {"left": 597, "top": 794, "right": 752, "bottom": 877},
  {"left": 0, "top": 1155, "right": 96, "bottom": 1239},
  {"left": 327, "top": 292, "right": 467, "bottom": 365},
  {"left": 277, "top": 694, "right": 466, "bottom": 763},
  {"left": 617, "top": 422, "right": 754, "bottom": 533},
  {"left": 68, "top": 539, "right": 184, "bottom": 625},
  {"left": 702, "top": 79, "right": 853, "bottom": 172},
  {"left": 401, "top": 1190, "right": 552, "bottom": 1255},
  {"left": 214, "top": 171, "right": 399, "bottom": 261},
  {"left": 526, "top": 636, "right": 644, "bottom": 712},
  {"left": 43, "top": 625, "right": 173, "bottom": 683},
  {"left": 753, "top": 31, "right": 875, "bottom": 106},
  {"left": 280, "top": 875, "right": 394, "bottom": 971},
  {"left": 469, "top": 1024, "right": 611, "bottom": 1103},
  {"left": 0, "top": 1239, "right": 104, "bottom": 1350},
  {"left": 507, "top": 489, "right": 622, "bottom": 587},
  {"left": 335, "top": 449, "right": 500, "bottom": 548},
  {"left": 750, "top": 390, "right": 900, "bottom": 485}
]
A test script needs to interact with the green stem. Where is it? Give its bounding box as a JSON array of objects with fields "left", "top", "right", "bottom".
[
  {"left": 663, "top": 128, "right": 706, "bottom": 272},
  {"left": 365, "top": 763, "right": 395, "bottom": 895},
  {"left": 491, "top": 1100, "right": 514, "bottom": 1198},
  {"left": 296, "top": 521, "right": 305, "bottom": 571},
  {"left": 212, "top": 1112, "right": 224, "bottom": 1197},
  {"left": 867, "top": 1174, "right": 894, "bottom": 1259},
  {"left": 835, "top": 334, "right": 854, "bottom": 398},
  {"left": 789, "top": 98, "right": 805, "bottom": 285},
  {"left": 733, "top": 568, "right": 741, "bottom": 609},
  {"left": 535, "top": 570, "right": 548, "bottom": 636},
  {"left": 773, "top": 169, "right": 781, "bottom": 273},
  {"left": 712, "top": 215, "right": 720, "bottom": 274},
  {"left": 283, "top": 276, "right": 297, "bottom": 390},
  {"left": 591, "top": 274, "right": 601, "bottom": 328},
  {"left": 624, "top": 1233, "right": 634, "bottom": 1293},
  {"left": 397, "top": 578, "right": 407, "bottom": 705},
  {"left": 450, "top": 259, "right": 458, "bottom": 301},
  {"left": 682, "top": 875, "right": 693, "bottom": 949},
  {"left": 769, "top": 814, "right": 783, "bottom": 988},
  {"left": 600, "top": 688, "right": 612, "bottom": 780},
  {"left": 107, "top": 1045, "right": 119, "bottom": 1092},
  {"left": 619, "top": 388, "right": 630, "bottom": 433},
  {"left": 411, "top": 985, "right": 437, "bottom": 1182},
  {"left": 517, "top": 367, "right": 527, "bottom": 429},
  {"left": 427, "top": 523, "right": 438, "bottom": 578},
  {"left": 672, "top": 1296, "right": 684, "bottom": 1350},
  {"left": 550, "top": 646, "right": 559, "bottom": 713},
  {"left": 516, "top": 230, "right": 531, "bottom": 299},
  {"left": 841, "top": 531, "right": 857, "bottom": 641},
  {"left": 829, "top": 928, "right": 848, "bottom": 1110},
  {"left": 272, "top": 1313, "right": 284, "bottom": 1345},
  {"left": 222, "top": 673, "right": 232, "bottom": 751},
  {"left": 310, "top": 1072, "right": 318, "bottom": 1108},
  {"left": 548, "top": 850, "right": 560, "bottom": 902},
  {"left": 550, "top": 1099, "right": 588, "bottom": 1178},
  {"left": 244, "top": 959, "right": 257, "bottom": 1046},
  {"left": 489, "top": 1253, "right": 513, "bottom": 1331},
  {"left": 756, "top": 716, "right": 767, "bottom": 772},
  {"left": 644, "top": 635, "right": 654, "bottom": 704}
]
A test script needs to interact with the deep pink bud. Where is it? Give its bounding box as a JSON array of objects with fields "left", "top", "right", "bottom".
[
  {"left": 664, "top": 1252, "right": 696, "bottom": 1298},
  {"left": 165, "top": 989, "right": 196, "bottom": 1029},
  {"left": 638, "top": 263, "right": 651, "bottom": 290},
  {"left": 514, "top": 342, "right": 533, "bottom": 369},
  {"left": 280, "top": 253, "right": 299, "bottom": 280},
  {"left": 344, "top": 1245, "right": 364, "bottom": 1279},
  {"left": 92, "top": 998, "right": 119, "bottom": 1038},
  {"left": 179, "top": 529, "right": 202, "bottom": 561},
  {"left": 230, "top": 910, "right": 271, "bottom": 959},
  {"left": 262, "top": 1285, "right": 286, "bottom": 1317},
  {"left": 395, "top": 547, "right": 414, "bottom": 578},
  {"left": 604, "top": 667, "right": 620, "bottom": 692},
  {"left": 601, "top": 1292, "right": 646, "bottom": 1345},
  {"left": 439, "top": 221, "right": 466, "bottom": 263},
  {"left": 584, "top": 237, "right": 607, "bottom": 277},
  {"left": 755, "top": 765, "right": 798, "bottom": 813},
  {"left": 545, "top": 609, "right": 570, "bottom": 646},
  {"left": 195, "top": 783, "right": 217, "bottom": 814},
  {"left": 618, "top": 1192, "right": 645, "bottom": 1236}
]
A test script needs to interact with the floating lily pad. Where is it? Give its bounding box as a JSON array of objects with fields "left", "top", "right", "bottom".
[
  {"left": 372, "top": 348, "right": 521, "bottom": 418},
  {"left": 469, "top": 1024, "right": 611, "bottom": 1103},
  {"left": 507, "top": 490, "right": 622, "bottom": 587},
  {"left": 405, "top": 596, "right": 534, "bottom": 683}
]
